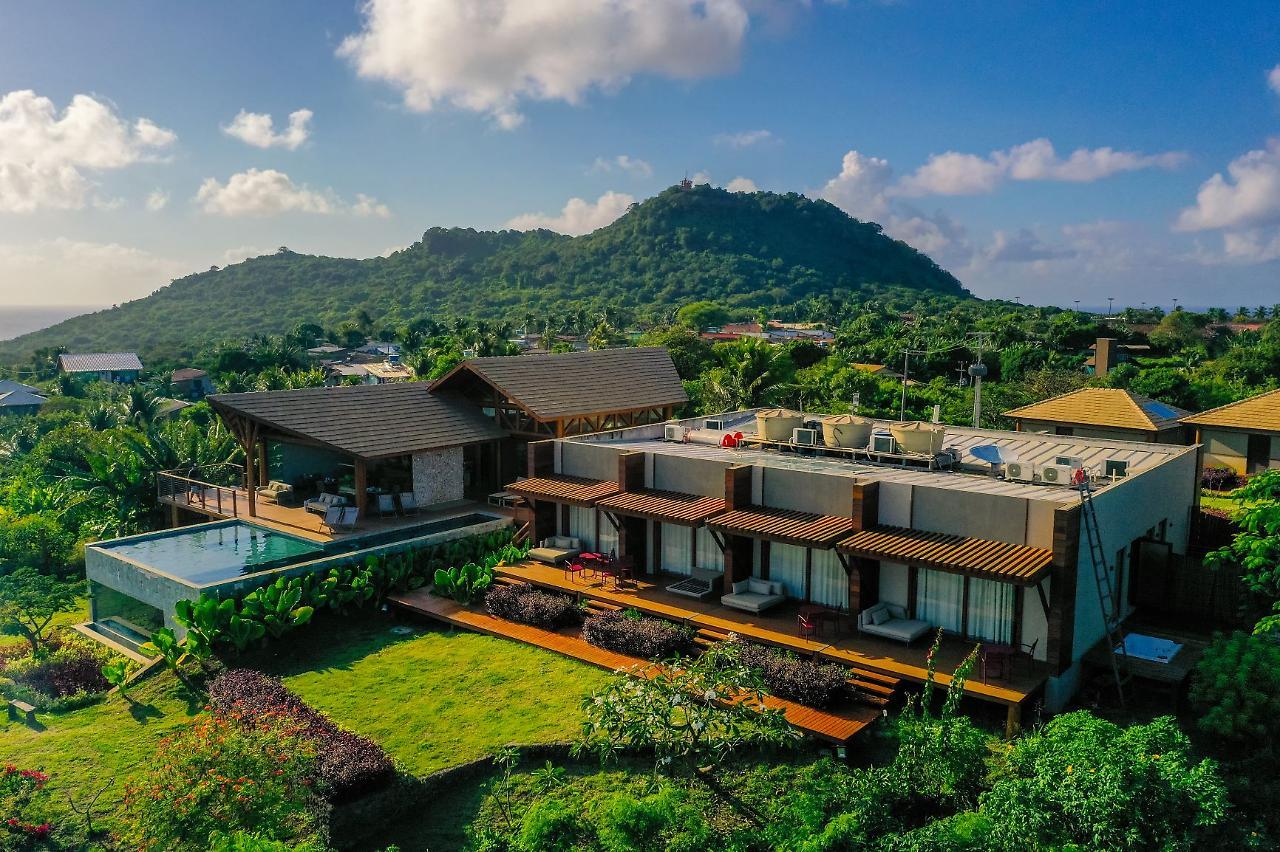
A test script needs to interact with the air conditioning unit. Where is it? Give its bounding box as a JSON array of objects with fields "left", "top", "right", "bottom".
[
  {"left": 870, "top": 431, "right": 897, "bottom": 454},
  {"left": 1040, "top": 464, "right": 1074, "bottom": 485},
  {"left": 704, "top": 418, "right": 726, "bottom": 431},
  {"left": 1103, "top": 458, "right": 1130, "bottom": 479},
  {"left": 1005, "top": 461, "right": 1036, "bottom": 482},
  {"left": 663, "top": 424, "right": 686, "bottom": 442},
  {"left": 1055, "top": 455, "right": 1085, "bottom": 469},
  {"left": 792, "top": 427, "right": 820, "bottom": 447}
]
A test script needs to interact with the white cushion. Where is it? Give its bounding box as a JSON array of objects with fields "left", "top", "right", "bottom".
[
  {"left": 732, "top": 579, "right": 751, "bottom": 594},
  {"left": 747, "top": 578, "right": 772, "bottom": 596},
  {"left": 870, "top": 608, "right": 891, "bottom": 626},
  {"left": 770, "top": 581, "right": 784, "bottom": 596}
]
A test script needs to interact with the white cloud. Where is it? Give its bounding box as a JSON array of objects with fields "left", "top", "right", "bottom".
[
  {"left": 1268, "top": 64, "right": 1280, "bottom": 96},
  {"left": 1176, "top": 139, "right": 1280, "bottom": 231},
  {"left": 0, "top": 89, "right": 177, "bottom": 212},
  {"left": 714, "top": 129, "right": 774, "bottom": 148},
  {"left": 1221, "top": 229, "right": 1280, "bottom": 263},
  {"left": 222, "top": 108, "right": 313, "bottom": 150},
  {"left": 196, "top": 169, "right": 336, "bottom": 216},
  {"left": 0, "top": 238, "right": 187, "bottom": 306},
  {"left": 982, "top": 228, "right": 1074, "bottom": 264},
  {"left": 818, "top": 150, "right": 893, "bottom": 221},
  {"left": 688, "top": 171, "right": 714, "bottom": 186},
  {"left": 726, "top": 176, "right": 758, "bottom": 192},
  {"left": 145, "top": 189, "right": 169, "bottom": 212},
  {"left": 506, "top": 190, "right": 635, "bottom": 235},
  {"left": 352, "top": 193, "right": 392, "bottom": 218},
  {"left": 590, "top": 154, "right": 653, "bottom": 177},
  {"left": 217, "top": 246, "right": 269, "bottom": 267},
  {"left": 338, "top": 0, "right": 756, "bottom": 128},
  {"left": 894, "top": 137, "right": 1185, "bottom": 197}
]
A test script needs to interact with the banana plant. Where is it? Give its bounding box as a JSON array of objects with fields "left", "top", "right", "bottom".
[
  {"left": 101, "top": 660, "right": 130, "bottom": 694},
  {"left": 223, "top": 615, "right": 265, "bottom": 651},
  {"left": 433, "top": 561, "right": 494, "bottom": 604},
  {"left": 240, "top": 578, "right": 314, "bottom": 639},
  {"left": 139, "top": 627, "right": 194, "bottom": 687},
  {"left": 174, "top": 595, "right": 236, "bottom": 652}
]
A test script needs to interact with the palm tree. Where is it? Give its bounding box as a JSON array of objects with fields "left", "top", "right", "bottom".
[{"left": 124, "top": 388, "right": 162, "bottom": 428}]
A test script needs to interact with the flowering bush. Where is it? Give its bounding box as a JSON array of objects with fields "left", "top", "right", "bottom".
[
  {"left": 0, "top": 632, "right": 115, "bottom": 709},
  {"left": 121, "top": 711, "right": 328, "bottom": 852},
  {"left": 1, "top": 764, "right": 53, "bottom": 851},
  {"left": 582, "top": 610, "right": 693, "bottom": 659},
  {"left": 1201, "top": 466, "right": 1240, "bottom": 492},
  {"left": 733, "top": 640, "right": 849, "bottom": 709},
  {"left": 208, "top": 669, "right": 394, "bottom": 802},
  {"left": 485, "top": 583, "right": 581, "bottom": 630}
]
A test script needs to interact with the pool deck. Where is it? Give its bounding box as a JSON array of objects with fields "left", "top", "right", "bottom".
[{"left": 159, "top": 487, "right": 514, "bottom": 543}]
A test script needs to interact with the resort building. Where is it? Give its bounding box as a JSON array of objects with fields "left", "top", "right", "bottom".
[
  {"left": 502, "top": 410, "right": 1200, "bottom": 726},
  {"left": 1003, "top": 387, "right": 1190, "bottom": 444},
  {"left": 57, "top": 352, "right": 143, "bottom": 383},
  {"left": 0, "top": 379, "right": 47, "bottom": 416},
  {"left": 1182, "top": 388, "right": 1280, "bottom": 475}
]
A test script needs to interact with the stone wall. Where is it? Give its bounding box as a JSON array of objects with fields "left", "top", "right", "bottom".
[{"left": 413, "top": 447, "right": 464, "bottom": 507}]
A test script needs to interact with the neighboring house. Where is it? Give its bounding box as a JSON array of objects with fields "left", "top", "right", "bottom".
[
  {"left": 325, "top": 359, "right": 415, "bottom": 385},
  {"left": 307, "top": 343, "right": 348, "bottom": 360},
  {"left": 706, "top": 321, "right": 835, "bottom": 347},
  {"left": 1181, "top": 388, "right": 1280, "bottom": 475},
  {"left": 0, "top": 379, "right": 46, "bottom": 416},
  {"left": 350, "top": 341, "right": 401, "bottom": 363},
  {"left": 1004, "top": 388, "right": 1191, "bottom": 444},
  {"left": 171, "top": 367, "right": 214, "bottom": 398},
  {"left": 851, "top": 363, "right": 906, "bottom": 381},
  {"left": 514, "top": 408, "right": 1199, "bottom": 725},
  {"left": 1084, "top": 338, "right": 1150, "bottom": 376},
  {"left": 58, "top": 352, "right": 143, "bottom": 383}
]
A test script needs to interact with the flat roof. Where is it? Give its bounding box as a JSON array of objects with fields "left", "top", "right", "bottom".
[{"left": 574, "top": 411, "right": 1196, "bottom": 504}]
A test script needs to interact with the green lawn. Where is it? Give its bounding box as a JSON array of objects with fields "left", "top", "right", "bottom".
[
  {"left": 0, "top": 596, "right": 91, "bottom": 651},
  {"left": 1201, "top": 491, "right": 1243, "bottom": 517},
  {"left": 0, "top": 609, "right": 606, "bottom": 846}
]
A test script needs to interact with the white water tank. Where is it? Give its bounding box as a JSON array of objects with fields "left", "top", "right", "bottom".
[
  {"left": 890, "top": 421, "right": 946, "bottom": 455},
  {"left": 821, "top": 414, "right": 875, "bottom": 449},
  {"left": 756, "top": 409, "right": 804, "bottom": 442}
]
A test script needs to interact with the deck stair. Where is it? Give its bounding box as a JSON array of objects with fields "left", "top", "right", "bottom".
[
  {"left": 693, "top": 626, "right": 733, "bottom": 650},
  {"left": 846, "top": 667, "right": 901, "bottom": 708},
  {"left": 582, "top": 599, "right": 623, "bottom": 616}
]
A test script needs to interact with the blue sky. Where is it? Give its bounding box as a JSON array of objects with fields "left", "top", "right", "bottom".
[{"left": 1, "top": 0, "right": 1278, "bottom": 310}]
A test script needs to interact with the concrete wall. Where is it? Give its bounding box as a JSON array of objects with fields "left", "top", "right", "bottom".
[
  {"left": 760, "top": 467, "right": 850, "bottom": 516},
  {"left": 560, "top": 441, "right": 621, "bottom": 482},
  {"left": 1200, "top": 428, "right": 1280, "bottom": 474},
  {"left": 911, "top": 487, "right": 1031, "bottom": 546},
  {"left": 879, "top": 562, "right": 909, "bottom": 608},
  {"left": 651, "top": 454, "right": 727, "bottom": 497},
  {"left": 413, "top": 447, "right": 464, "bottom": 507},
  {"left": 1018, "top": 419, "right": 1154, "bottom": 443}
]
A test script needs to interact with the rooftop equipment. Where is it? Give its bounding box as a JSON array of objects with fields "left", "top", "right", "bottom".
[
  {"left": 1040, "top": 464, "right": 1075, "bottom": 485},
  {"left": 704, "top": 418, "right": 726, "bottom": 431},
  {"left": 870, "top": 430, "right": 897, "bottom": 454},
  {"left": 791, "top": 427, "right": 820, "bottom": 447},
  {"left": 890, "top": 421, "right": 946, "bottom": 455},
  {"left": 663, "top": 424, "right": 687, "bottom": 443},
  {"left": 970, "top": 444, "right": 1017, "bottom": 476},
  {"left": 756, "top": 408, "right": 804, "bottom": 442},
  {"left": 687, "top": 429, "right": 744, "bottom": 448},
  {"left": 820, "top": 414, "right": 874, "bottom": 449},
  {"left": 1005, "top": 461, "right": 1036, "bottom": 482},
  {"left": 1103, "top": 458, "right": 1130, "bottom": 479},
  {"left": 1055, "top": 455, "right": 1085, "bottom": 469}
]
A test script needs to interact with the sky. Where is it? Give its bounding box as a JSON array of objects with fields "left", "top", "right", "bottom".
[{"left": 1, "top": 0, "right": 1279, "bottom": 312}]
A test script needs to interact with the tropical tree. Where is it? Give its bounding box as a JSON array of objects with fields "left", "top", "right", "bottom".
[{"left": 0, "top": 566, "right": 79, "bottom": 654}]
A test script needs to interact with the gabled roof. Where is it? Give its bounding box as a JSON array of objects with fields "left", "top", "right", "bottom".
[
  {"left": 434, "top": 347, "right": 687, "bottom": 421},
  {"left": 1182, "top": 388, "right": 1280, "bottom": 434},
  {"left": 1003, "top": 388, "right": 1189, "bottom": 433},
  {"left": 0, "top": 385, "right": 46, "bottom": 408},
  {"left": 0, "top": 379, "right": 43, "bottom": 396},
  {"left": 171, "top": 368, "right": 208, "bottom": 382},
  {"left": 58, "top": 352, "right": 143, "bottom": 373},
  {"left": 208, "top": 383, "right": 505, "bottom": 459}
]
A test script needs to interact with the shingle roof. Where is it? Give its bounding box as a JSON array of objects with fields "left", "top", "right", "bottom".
[
  {"left": 435, "top": 348, "right": 687, "bottom": 420},
  {"left": 58, "top": 352, "right": 143, "bottom": 373},
  {"left": 208, "top": 383, "right": 505, "bottom": 459},
  {"left": 1003, "top": 388, "right": 1189, "bottom": 433},
  {"left": 1181, "top": 388, "right": 1280, "bottom": 434},
  {"left": 0, "top": 385, "right": 46, "bottom": 408},
  {"left": 171, "top": 368, "right": 208, "bottom": 382}
]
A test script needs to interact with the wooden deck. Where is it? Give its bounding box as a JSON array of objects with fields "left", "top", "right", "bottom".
[
  {"left": 496, "top": 561, "right": 1049, "bottom": 711},
  {"left": 159, "top": 487, "right": 513, "bottom": 544},
  {"left": 389, "top": 588, "right": 883, "bottom": 744}
]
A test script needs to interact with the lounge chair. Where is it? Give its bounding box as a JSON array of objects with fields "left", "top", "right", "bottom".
[
  {"left": 527, "top": 536, "right": 582, "bottom": 565},
  {"left": 399, "top": 492, "right": 419, "bottom": 515},
  {"left": 319, "top": 505, "right": 343, "bottom": 533},
  {"left": 666, "top": 567, "right": 724, "bottom": 601},
  {"left": 858, "top": 603, "right": 930, "bottom": 644},
  {"left": 377, "top": 494, "right": 397, "bottom": 518},
  {"left": 337, "top": 507, "right": 359, "bottom": 532},
  {"left": 304, "top": 493, "right": 345, "bottom": 515},
  {"left": 721, "top": 578, "right": 786, "bottom": 614}
]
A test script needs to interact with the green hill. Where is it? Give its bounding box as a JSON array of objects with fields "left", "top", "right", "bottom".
[{"left": 0, "top": 185, "right": 967, "bottom": 363}]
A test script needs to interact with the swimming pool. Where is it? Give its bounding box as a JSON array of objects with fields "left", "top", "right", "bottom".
[{"left": 101, "top": 521, "right": 324, "bottom": 585}]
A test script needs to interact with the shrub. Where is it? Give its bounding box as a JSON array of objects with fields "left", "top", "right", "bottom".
[
  {"left": 733, "top": 640, "right": 849, "bottom": 709},
  {"left": 582, "top": 610, "right": 693, "bottom": 659},
  {"left": 485, "top": 583, "right": 580, "bottom": 630},
  {"left": 1, "top": 764, "right": 53, "bottom": 851},
  {"left": 0, "top": 633, "right": 115, "bottom": 708},
  {"left": 121, "top": 711, "right": 329, "bottom": 852},
  {"left": 1201, "top": 466, "right": 1240, "bottom": 491},
  {"left": 209, "top": 669, "right": 395, "bottom": 802},
  {"left": 518, "top": 799, "right": 580, "bottom": 852},
  {"left": 1189, "top": 631, "right": 1280, "bottom": 748}
]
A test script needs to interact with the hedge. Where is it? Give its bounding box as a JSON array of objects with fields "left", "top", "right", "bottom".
[
  {"left": 582, "top": 610, "right": 693, "bottom": 659},
  {"left": 734, "top": 641, "right": 849, "bottom": 709},
  {"left": 485, "top": 583, "right": 581, "bottom": 630}
]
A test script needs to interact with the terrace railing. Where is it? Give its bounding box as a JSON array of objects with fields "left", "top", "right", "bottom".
[{"left": 156, "top": 463, "right": 246, "bottom": 519}]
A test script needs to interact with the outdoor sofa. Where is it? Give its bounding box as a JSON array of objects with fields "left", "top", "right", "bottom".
[
  {"left": 257, "top": 480, "right": 294, "bottom": 505},
  {"left": 721, "top": 578, "right": 786, "bottom": 614},
  {"left": 858, "top": 602, "right": 931, "bottom": 644},
  {"left": 304, "top": 493, "right": 346, "bottom": 515},
  {"left": 528, "top": 536, "right": 582, "bottom": 566}
]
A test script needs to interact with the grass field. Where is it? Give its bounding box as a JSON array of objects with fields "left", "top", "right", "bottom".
[{"left": 0, "top": 608, "right": 607, "bottom": 846}]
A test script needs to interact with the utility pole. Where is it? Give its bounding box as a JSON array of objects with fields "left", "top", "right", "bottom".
[
  {"left": 967, "top": 332, "right": 993, "bottom": 429},
  {"left": 898, "top": 348, "right": 927, "bottom": 421}
]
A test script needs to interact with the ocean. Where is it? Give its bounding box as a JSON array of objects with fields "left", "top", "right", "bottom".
[{"left": 0, "top": 305, "right": 102, "bottom": 342}]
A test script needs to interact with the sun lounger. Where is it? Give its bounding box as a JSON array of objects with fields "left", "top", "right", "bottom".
[
  {"left": 399, "top": 492, "right": 419, "bottom": 515},
  {"left": 377, "top": 493, "right": 397, "bottom": 518}
]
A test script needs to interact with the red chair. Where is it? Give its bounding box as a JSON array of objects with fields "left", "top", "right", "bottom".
[
  {"left": 797, "top": 613, "right": 818, "bottom": 638},
  {"left": 563, "top": 560, "right": 586, "bottom": 584}
]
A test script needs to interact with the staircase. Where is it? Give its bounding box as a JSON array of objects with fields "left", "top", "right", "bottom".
[
  {"left": 582, "top": 598, "right": 623, "bottom": 617},
  {"left": 1079, "top": 482, "right": 1131, "bottom": 706},
  {"left": 692, "top": 625, "right": 732, "bottom": 650},
  {"left": 846, "top": 667, "right": 901, "bottom": 709}
]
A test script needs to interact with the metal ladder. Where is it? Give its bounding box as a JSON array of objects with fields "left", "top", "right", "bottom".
[{"left": 1078, "top": 481, "right": 1130, "bottom": 706}]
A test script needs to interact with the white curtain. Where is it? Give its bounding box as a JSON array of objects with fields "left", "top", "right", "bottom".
[
  {"left": 662, "top": 523, "right": 692, "bottom": 575},
  {"left": 597, "top": 512, "right": 618, "bottom": 557},
  {"left": 568, "top": 506, "right": 596, "bottom": 550},
  {"left": 768, "top": 543, "right": 806, "bottom": 599},
  {"left": 810, "top": 549, "right": 848, "bottom": 609},
  {"left": 967, "top": 577, "right": 1014, "bottom": 644},
  {"left": 696, "top": 527, "right": 724, "bottom": 571},
  {"left": 917, "top": 569, "right": 964, "bottom": 633}
]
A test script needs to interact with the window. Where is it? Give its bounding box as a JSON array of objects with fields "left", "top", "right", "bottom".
[
  {"left": 661, "top": 524, "right": 692, "bottom": 575},
  {"left": 810, "top": 550, "right": 848, "bottom": 609}
]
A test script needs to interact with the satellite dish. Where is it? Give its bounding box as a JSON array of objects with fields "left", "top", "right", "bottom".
[{"left": 970, "top": 445, "right": 1018, "bottom": 466}]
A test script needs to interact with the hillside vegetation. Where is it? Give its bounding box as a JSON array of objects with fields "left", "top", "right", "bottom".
[{"left": 0, "top": 185, "right": 965, "bottom": 363}]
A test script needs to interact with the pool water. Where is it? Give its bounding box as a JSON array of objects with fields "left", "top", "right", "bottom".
[
  {"left": 325, "top": 512, "right": 501, "bottom": 552},
  {"left": 103, "top": 522, "right": 324, "bottom": 585}
]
